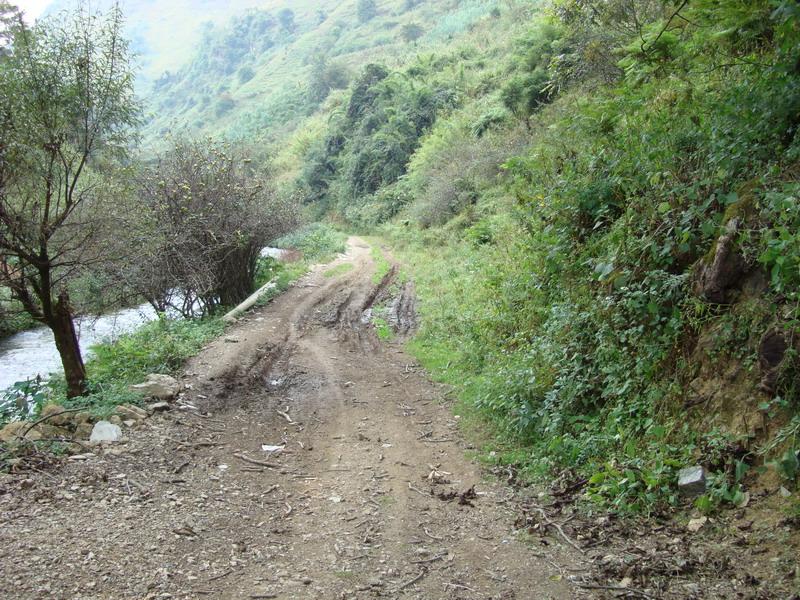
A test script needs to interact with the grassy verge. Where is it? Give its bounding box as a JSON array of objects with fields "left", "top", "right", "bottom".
[
  {"left": 323, "top": 263, "right": 354, "bottom": 278},
  {"left": 383, "top": 220, "right": 780, "bottom": 515},
  {"left": 369, "top": 244, "right": 392, "bottom": 284},
  {"left": 273, "top": 222, "right": 347, "bottom": 264}
]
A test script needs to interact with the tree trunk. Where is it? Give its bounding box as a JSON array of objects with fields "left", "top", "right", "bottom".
[
  {"left": 49, "top": 291, "right": 87, "bottom": 398},
  {"left": 216, "top": 245, "right": 259, "bottom": 307}
]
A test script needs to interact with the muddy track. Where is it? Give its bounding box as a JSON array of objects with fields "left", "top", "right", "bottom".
[{"left": 0, "top": 238, "right": 578, "bottom": 599}]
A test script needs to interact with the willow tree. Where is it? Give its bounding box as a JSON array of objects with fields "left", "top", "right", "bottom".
[{"left": 0, "top": 4, "right": 138, "bottom": 397}]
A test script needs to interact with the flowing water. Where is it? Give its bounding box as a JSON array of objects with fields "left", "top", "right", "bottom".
[{"left": 0, "top": 304, "right": 157, "bottom": 391}]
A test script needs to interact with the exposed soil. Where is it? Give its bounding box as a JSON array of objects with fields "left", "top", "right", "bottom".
[
  {"left": 0, "top": 238, "right": 575, "bottom": 599},
  {"left": 1, "top": 237, "right": 797, "bottom": 600}
]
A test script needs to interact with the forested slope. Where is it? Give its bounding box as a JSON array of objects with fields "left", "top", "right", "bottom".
[{"left": 141, "top": 0, "right": 502, "bottom": 145}]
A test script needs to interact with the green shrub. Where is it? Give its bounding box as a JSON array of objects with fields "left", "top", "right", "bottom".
[{"left": 274, "top": 223, "right": 347, "bottom": 262}]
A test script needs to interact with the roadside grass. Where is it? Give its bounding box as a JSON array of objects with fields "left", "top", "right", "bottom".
[
  {"left": 370, "top": 245, "right": 392, "bottom": 285},
  {"left": 382, "top": 224, "right": 744, "bottom": 515},
  {"left": 53, "top": 317, "right": 224, "bottom": 418},
  {"left": 372, "top": 316, "right": 394, "bottom": 341},
  {"left": 274, "top": 222, "right": 347, "bottom": 264},
  {"left": 323, "top": 262, "right": 354, "bottom": 278}
]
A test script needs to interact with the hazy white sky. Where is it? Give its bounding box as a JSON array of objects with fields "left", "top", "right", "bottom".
[{"left": 14, "top": 0, "right": 50, "bottom": 22}]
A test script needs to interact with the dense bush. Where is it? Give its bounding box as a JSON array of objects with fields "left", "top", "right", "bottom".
[
  {"left": 376, "top": 0, "right": 800, "bottom": 512},
  {"left": 132, "top": 139, "right": 299, "bottom": 317}
]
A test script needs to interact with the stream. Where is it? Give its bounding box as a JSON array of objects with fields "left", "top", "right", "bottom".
[
  {"left": 0, "top": 304, "right": 158, "bottom": 392},
  {"left": 0, "top": 248, "right": 288, "bottom": 392}
]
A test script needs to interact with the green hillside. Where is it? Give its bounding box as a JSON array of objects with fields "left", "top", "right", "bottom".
[
  {"left": 141, "top": 0, "right": 502, "bottom": 145},
  {"left": 45, "top": 0, "right": 285, "bottom": 83}
]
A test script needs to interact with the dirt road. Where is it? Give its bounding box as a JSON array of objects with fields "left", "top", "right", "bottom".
[{"left": 0, "top": 238, "right": 577, "bottom": 599}]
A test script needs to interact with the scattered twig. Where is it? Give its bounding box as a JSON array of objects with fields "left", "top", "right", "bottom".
[
  {"left": 233, "top": 454, "right": 276, "bottom": 468},
  {"left": 530, "top": 506, "right": 585, "bottom": 555},
  {"left": 207, "top": 569, "right": 232, "bottom": 582},
  {"left": 411, "top": 553, "right": 447, "bottom": 565},
  {"left": 17, "top": 407, "right": 86, "bottom": 440},
  {"left": 277, "top": 410, "right": 294, "bottom": 422},
  {"left": 394, "top": 569, "right": 427, "bottom": 592},
  {"left": 407, "top": 482, "right": 429, "bottom": 497},
  {"left": 284, "top": 502, "right": 293, "bottom": 517},
  {"left": 445, "top": 582, "right": 477, "bottom": 593},
  {"left": 572, "top": 583, "right": 658, "bottom": 599},
  {"left": 423, "top": 527, "right": 443, "bottom": 541}
]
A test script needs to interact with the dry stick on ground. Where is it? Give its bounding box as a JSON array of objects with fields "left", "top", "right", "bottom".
[
  {"left": 408, "top": 482, "right": 429, "bottom": 496},
  {"left": 394, "top": 569, "right": 427, "bottom": 592},
  {"left": 207, "top": 569, "right": 232, "bottom": 582},
  {"left": 530, "top": 506, "right": 586, "bottom": 555},
  {"left": 233, "top": 453, "right": 276, "bottom": 468},
  {"left": 17, "top": 407, "right": 87, "bottom": 440},
  {"left": 410, "top": 553, "right": 447, "bottom": 565},
  {"left": 573, "top": 583, "right": 659, "bottom": 600},
  {"left": 445, "top": 582, "right": 477, "bottom": 593},
  {"left": 423, "top": 527, "right": 443, "bottom": 541},
  {"left": 277, "top": 410, "right": 296, "bottom": 424}
]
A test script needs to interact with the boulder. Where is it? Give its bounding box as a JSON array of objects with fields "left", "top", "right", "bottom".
[
  {"left": 695, "top": 218, "right": 746, "bottom": 304},
  {"left": 36, "top": 424, "right": 70, "bottom": 439},
  {"left": 74, "top": 411, "right": 92, "bottom": 424},
  {"left": 74, "top": 422, "right": 94, "bottom": 441},
  {"left": 130, "top": 374, "right": 181, "bottom": 400},
  {"left": 89, "top": 421, "right": 122, "bottom": 443},
  {"left": 0, "top": 421, "right": 41, "bottom": 442},
  {"left": 115, "top": 404, "right": 148, "bottom": 421},
  {"left": 41, "top": 404, "right": 70, "bottom": 426},
  {"left": 678, "top": 466, "right": 707, "bottom": 497}
]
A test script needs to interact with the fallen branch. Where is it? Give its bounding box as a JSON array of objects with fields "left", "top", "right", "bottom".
[
  {"left": 410, "top": 553, "right": 447, "bottom": 565},
  {"left": 207, "top": 569, "right": 232, "bottom": 582},
  {"left": 530, "top": 506, "right": 585, "bottom": 555},
  {"left": 445, "top": 582, "right": 477, "bottom": 593},
  {"left": 407, "top": 482, "right": 429, "bottom": 497},
  {"left": 573, "top": 583, "right": 658, "bottom": 599},
  {"left": 394, "top": 569, "right": 427, "bottom": 592},
  {"left": 17, "top": 407, "right": 87, "bottom": 440},
  {"left": 233, "top": 454, "right": 276, "bottom": 468},
  {"left": 277, "top": 410, "right": 297, "bottom": 424}
]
